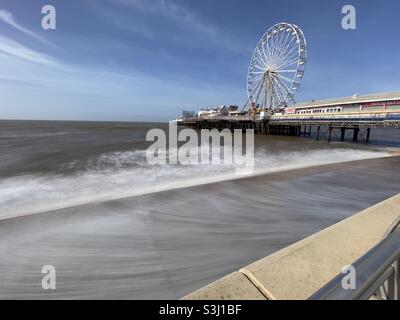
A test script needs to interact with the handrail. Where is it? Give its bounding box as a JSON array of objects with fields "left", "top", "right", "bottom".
[{"left": 309, "top": 227, "right": 400, "bottom": 300}]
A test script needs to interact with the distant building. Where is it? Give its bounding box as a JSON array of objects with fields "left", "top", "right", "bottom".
[
  {"left": 229, "top": 110, "right": 248, "bottom": 117},
  {"left": 289, "top": 91, "right": 400, "bottom": 115},
  {"left": 214, "top": 105, "right": 228, "bottom": 116},
  {"left": 198, "top": 108, "right": 217, "bottom": 118},
  {"left": 181, "top": 110, "right": 195, "bottom": 119},
  {"left": 228, "top": 105, "right": 239, "bottom": 112},
  {"left": 198, "top": 105, "right": 229, "bottom": 118}
]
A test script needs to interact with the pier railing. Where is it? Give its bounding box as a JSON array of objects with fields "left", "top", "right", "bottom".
[
  {"left": 179, "top": 111, "right": 400, "bottom": 142},
  {"left": 182, "top": 115, "right": 260, "bottom": 122},
  {"left": 309, "top": 224, "right": 400, "bottom": 300},
  {"left": 269, "top": 111, "right": 400, "bottom": 127},
  {"left": 181, "top": 111, "right": 400, "bottom": 127}
]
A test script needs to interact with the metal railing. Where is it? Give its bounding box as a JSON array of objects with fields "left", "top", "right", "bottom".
[
  {"left": 268, "top": 110, "right": 400, "bottom": 128},
  {"left": 182, "top": 115, "right": 260, "bottom": 122},
  {"left": 309, "top": 223, "right": 400, "bottom": 300}
]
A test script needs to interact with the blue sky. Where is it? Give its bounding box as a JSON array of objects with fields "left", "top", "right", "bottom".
[{"left": 0, "top": 0, "right": 399, "bottom": 121}]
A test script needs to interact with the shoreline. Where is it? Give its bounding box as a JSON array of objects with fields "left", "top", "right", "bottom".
[
  {"left": 1, "top": 153, "right": 400, "bottom": 299},
  {"left": 1, "top": 152, "right": 400, "bottom": 223}
]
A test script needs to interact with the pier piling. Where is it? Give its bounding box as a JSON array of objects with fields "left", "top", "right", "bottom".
[
  {"left": 353, "top": 127, "right": 359, "bottom": 142},
  {"left": 328, "top": 127, "right": 333, "bottom": 142},
  {"left": 316, "top": 126, "right": 320, "bottom": 141},
  {"left": 366, "top": 128, "right": 371, "bottom": 143},
  {"left": 180, "top": 116, "right": 386, "bottom": 144},
  {"left": 340, "top": 128, "right": 346, "bottom": 142}
]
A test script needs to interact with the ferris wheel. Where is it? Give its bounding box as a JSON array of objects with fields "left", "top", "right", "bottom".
[{"left": 247, "top": 22, "right": 307, "bottom": 110}]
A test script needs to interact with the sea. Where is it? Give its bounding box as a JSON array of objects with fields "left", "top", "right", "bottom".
[{"left": 0, "top": 119, "right": 399, "bottom": 299}]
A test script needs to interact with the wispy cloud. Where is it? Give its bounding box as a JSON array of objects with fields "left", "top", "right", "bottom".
[
  {"left": 0, "top": 10, "right": 56, "bottom": 48},
  {"left": 115, "top": 0, "right": 218, "bottom": 37},
  {"left": 107, "top": 0, "right": 243, "bottom": 52},
  {"left": 92, "top": 5, "right": 154, "bottom": 39},
  {"left": 0, "top": 34, "right": 58, "bottom": 67}
]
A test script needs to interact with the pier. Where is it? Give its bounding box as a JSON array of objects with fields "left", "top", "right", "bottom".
[
  {"left": 178, "top": 92, "right": 400, "bottom": 143},
  {"left": 179, "top": 110, "right": 400, "bottom": 143}
]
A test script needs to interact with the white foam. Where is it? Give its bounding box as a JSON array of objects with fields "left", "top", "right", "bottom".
[{"left": 0, "top": 148, "right": 392, "bottom": 220}]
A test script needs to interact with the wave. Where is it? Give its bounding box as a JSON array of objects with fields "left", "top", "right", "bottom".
[{"left": 0, "top": 147, "right": 393, "bottom": 221}]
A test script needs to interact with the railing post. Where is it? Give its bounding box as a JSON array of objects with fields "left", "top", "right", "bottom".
[{"left": 393, "top": 258, "right": 400, "bottom": 300}]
